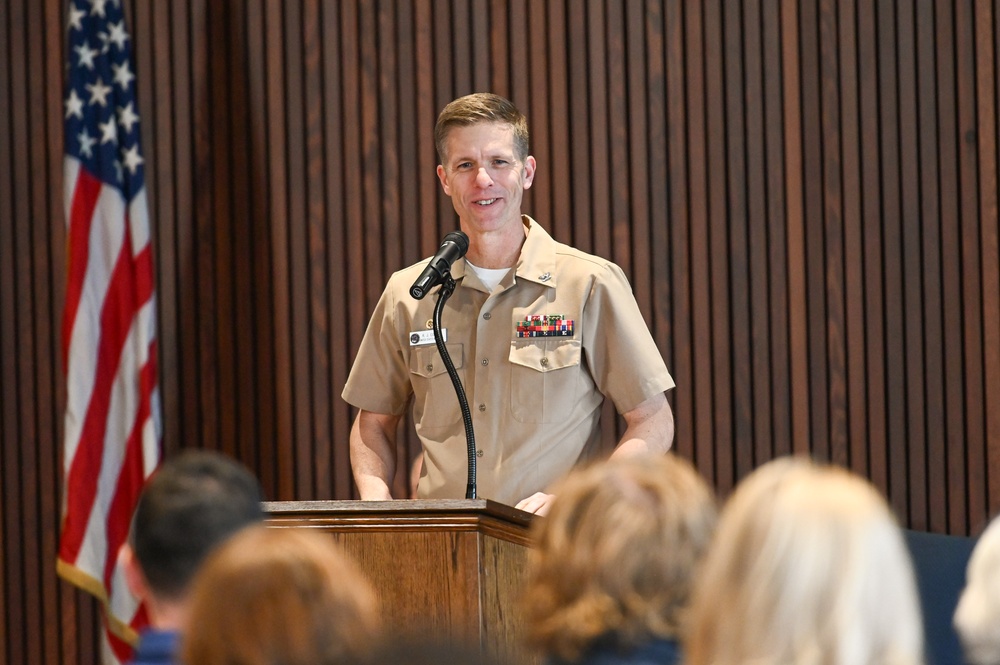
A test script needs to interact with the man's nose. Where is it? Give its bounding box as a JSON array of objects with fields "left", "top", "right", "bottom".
[{"left": 475, "top": 167, "right": 493, "bottom": 187}]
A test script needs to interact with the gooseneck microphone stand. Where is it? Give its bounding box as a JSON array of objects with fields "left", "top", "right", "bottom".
[{"left": 432, "top": 273, "right": 477, "bottom": 499}]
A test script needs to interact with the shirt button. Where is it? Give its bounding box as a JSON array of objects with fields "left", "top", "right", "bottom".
[
  {"left": 481, "top": 358, "right": 489, "bottom": 366},
  {"left": 540, "top": 357, "right": 549, "bottom": 367},
  {"left": 476, "top": 450, "right": 484, "bottom": 457},
  {"left": 478, "top": 404, "right": 486, "bottom": 412},
  {"left": 425, "top": 364, "right": 433, "bottom": 372},
  {"left": 483, "top": 312, "right": 492, "bottom": 320}
]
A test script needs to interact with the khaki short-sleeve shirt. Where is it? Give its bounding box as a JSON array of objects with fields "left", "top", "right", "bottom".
[{"left": 343, "top": 217, "right": 674, "bottom": 505}]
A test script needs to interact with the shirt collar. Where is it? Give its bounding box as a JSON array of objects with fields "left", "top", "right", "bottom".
[
  {"left": 451, "top": 215, "right": 558, "bottom": 292},
  {"left": 514, "top": 215, "right": 558, "bottom": 288}
]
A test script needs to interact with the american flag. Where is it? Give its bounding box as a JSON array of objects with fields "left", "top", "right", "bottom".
[{"left": 57, "top": 0, "right": 161, "bottom": 662}]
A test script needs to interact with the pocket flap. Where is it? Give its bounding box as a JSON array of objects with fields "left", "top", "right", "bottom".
[
  {"left": 410, "top": 344, "right": 464, "bottom": 378},
  {"left": 508, "top": 340, "right": 582, "bottom": 372}
]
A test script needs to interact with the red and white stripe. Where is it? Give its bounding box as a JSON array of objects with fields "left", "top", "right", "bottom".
[{"left": 58, "top": 155, "right": 161, "bottom": 660}]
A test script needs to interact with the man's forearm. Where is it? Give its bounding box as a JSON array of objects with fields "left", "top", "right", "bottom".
[{"left": 349, "top": 411, "right": 400, "bottom": 500}]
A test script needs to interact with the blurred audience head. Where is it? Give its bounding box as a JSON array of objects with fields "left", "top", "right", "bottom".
[
  {"left": 358, "top": 634, "right": 503, "bottom": 665},
  {"left": 685, "top": 457, "right": 923, "bottom": 665},
  {"left": 122, "top": 449, "right": 264, "bottom": 627},
  {"left": 955, "top": 515, "right": 1000, "bottom": 665},
  {"left": 522, "top": 453, "right": 718, "bottom": 662},
  {"left": 181, "top": 526, "right": 379, "bottom": 665}
]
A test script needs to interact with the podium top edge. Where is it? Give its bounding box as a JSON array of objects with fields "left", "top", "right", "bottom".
[{"left": 262, "top": 498, "right": 534, "bottom": 526}]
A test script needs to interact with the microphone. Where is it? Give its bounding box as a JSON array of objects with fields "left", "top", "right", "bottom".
[{"left": 409, "top": 231, "right": 470, "bottom": 299}]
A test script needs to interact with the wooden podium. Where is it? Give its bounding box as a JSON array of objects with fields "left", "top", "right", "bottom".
[{"left": 264, "top": 499, "right": 536, "bottom": 663}]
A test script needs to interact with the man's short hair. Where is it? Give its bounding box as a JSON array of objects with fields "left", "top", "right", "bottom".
[
  {"left": 434, "top": 92, "right": 530, "bottom": 164},
  {"left": 129, "top": 449, "right": 264, "bottom": 600}
]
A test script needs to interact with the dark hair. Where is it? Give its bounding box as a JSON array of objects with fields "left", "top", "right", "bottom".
[
  {"left": 434, "top": 93, "right": 530, "bottom": 164},
  {"left": 130, "top": 449, "right": 264, "bottom": 599}
]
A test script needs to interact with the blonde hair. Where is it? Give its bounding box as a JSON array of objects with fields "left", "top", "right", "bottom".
[
  {"left": 685, "top": 457, "right": 924, "bottom": 665},
  {"left": 522, "top": 454, "right": 718, "bottom": 661},
  {"left": 955, "top": 516, "right": 1000, "bottom": 665},
  {"left": 181, "top": 526, "right": 379, "bottom": 665},
  {"left": 434, "top": 92, "right": 530, "bottom": 163}
]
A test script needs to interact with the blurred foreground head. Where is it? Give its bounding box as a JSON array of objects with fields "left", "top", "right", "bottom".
[
  {"left": 522, "top": 454, "right": 718, "bottom": 662},
  {"left": 955, "top": 516, "right": 1000, "bottom": 665},
  {"left": 181, "top": 526, "right": 379, "bottom": 665},
  {"left": 685, "top": 457, "right": 924, "bottom": 665},
  {"left": 127, "top": 449, "right": 263, "bottom": 608}
]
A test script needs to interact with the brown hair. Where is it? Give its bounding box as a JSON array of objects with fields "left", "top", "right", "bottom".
[
  {"left": 181, "top": 526, "right": 379, "bottom": 665},
  {"left": 434, "top": 93, "right": 530, "bottom": 164},
  {"left": 522, "top": 454, "right": 718, "bottom": 662}
]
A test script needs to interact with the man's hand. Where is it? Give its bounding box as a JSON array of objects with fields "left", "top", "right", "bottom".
[{"left": 515, "top": 492, "right": 556, "bottom": 516}]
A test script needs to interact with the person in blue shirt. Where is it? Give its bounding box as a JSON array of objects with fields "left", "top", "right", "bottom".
[{"left": 120, "top": 450, "right": 264, "bottom": 665}]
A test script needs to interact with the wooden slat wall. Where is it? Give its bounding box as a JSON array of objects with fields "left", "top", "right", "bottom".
[{"left": 1, "top": 1, "right": 998, "bottom": 663}]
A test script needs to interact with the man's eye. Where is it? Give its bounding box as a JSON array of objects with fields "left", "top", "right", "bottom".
[
  {"left": 494, "top": 159, "right": 509, "bottom": 167},
  {"left": 456, "top": 162, "right": 473, "bottom": 170}
]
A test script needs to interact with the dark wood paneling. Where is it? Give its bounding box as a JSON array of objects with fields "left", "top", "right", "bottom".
[{"left": 2, "top": 0, "right": 1000, "bottom": 662}]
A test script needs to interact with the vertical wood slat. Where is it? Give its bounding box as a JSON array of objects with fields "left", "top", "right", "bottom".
[
  {"left": 916, "top": 0, "right": 946, "bottom": 533},
  {"left": 937, "top": 0, "right": 969, "bottom": 537},
  {"left": 744, "top": 0, "right": 772, "bottom": 469},
  {"left": 7, "top": 1, "right": 31, "bottom": 664},
  {"left": 0, "top": 0, "right": 13, "bottom": 656},
  {"left": 838, "top": 0, "right": 868, "bottom": 480},
  {"left": 246, "top": 0, "right": 278, "bottom": 494},
  {"left": 25, "top": 1, "right": 47, "bottom": 663},
  {"left": 36, "top": 0, "right": 61, "bottom": 661},
  {"left": 705, "top": 0, "right": 735, "bottom": 492},
  {"left": 955, "top": 0, "right": 988, "bottom": 533},
  {"left": 898, "top": 0, "right": 928, "bottom": 530},
  {"left": 763, "top": 0, "right": 792, "bottom": 461},
  {"left": 228, "top": 0, "right": 258, "bottom": 471},
  {"left": 685, "top": 1, "right": 717, "bottom": 479},
  {"left": 265, "top": 0, "right": 295, "bottom": 500},
  {"left": 801, "top": 0, "right": 829, "bottom": 466},
  {"left": 819, "top": 0, "right": 847, "bottom": 471},
  {"left": 725, "top": 0, "right": 752, "bottom": 483},
  {"left": 324, "top": 0, "right": 353, "bottom": 496},
  {"left": 305, "top": 0, "right": 330, "bottom": 498},
  {"left": 626, "top": 0, "right": 651, "bottom": 326},
  {"left": 3, "top": 1, "right": 1000, "bottom": 662},
  {"left": 857, "top": 0, "right": 889, "bottom": 497},
  {"left": 211, "top": 0, "right": 237, "bottom": 463},
  {"left": 976, "top": 0, "right": 1000, "bottom": 519},
  {"left": 547, "top": 1, "right": 572, "bottom": 250}
]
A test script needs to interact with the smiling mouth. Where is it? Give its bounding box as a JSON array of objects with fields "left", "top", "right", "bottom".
[{"left": 475, "top": 198, "right": 497, "bottom": 206}]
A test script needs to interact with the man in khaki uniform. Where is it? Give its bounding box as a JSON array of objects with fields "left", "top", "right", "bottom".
[{"left": 343, "top": 93, "right": 674, "bottom": 515}]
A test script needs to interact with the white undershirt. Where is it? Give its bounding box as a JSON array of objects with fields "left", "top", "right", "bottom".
[{"left": 465, "top": 261, "right": 510, "bottom": 292}]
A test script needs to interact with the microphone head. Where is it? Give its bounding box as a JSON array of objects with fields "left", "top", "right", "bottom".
[
  {"left": 408, "top": 231, "right": 471, "bottom": 300},
  {"left": 443, "top": 230, "right": 470, "bottom": 256}
]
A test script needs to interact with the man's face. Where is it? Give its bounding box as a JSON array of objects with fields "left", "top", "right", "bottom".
[{"left": 436, "top": 122, "right": 535, "bottom": 237}]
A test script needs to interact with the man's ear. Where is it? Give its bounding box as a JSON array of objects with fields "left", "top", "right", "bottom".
[
  {"left": 436, "top": 164, "right": 451, "bottom": 195},
  {"left": 522, "top": 156, "right": 536, "bottom": 190},
  {"left": 119, "top": 543, "right": 149, "bottom": 601}
]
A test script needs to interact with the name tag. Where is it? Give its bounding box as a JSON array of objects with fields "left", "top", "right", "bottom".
[{"left": 409, "top": 329, "right": 446, "bottom": 346}]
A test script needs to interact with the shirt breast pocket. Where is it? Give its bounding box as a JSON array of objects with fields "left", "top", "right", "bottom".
[
  {"left": 508, "top": 340, "right": 582, "bottom": 423},
  {"left": 409, "top": 343, "right": 464, "bottom": 428}
]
